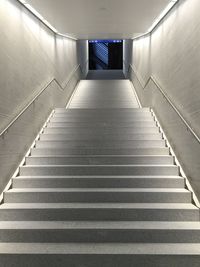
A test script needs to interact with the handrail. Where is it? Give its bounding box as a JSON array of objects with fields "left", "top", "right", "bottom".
[
  {"left": 0, "top": 64, "right": 81, "bottom": 137},
  {"left": 129, "top": 63, "right": 200, "bottom": 144}
]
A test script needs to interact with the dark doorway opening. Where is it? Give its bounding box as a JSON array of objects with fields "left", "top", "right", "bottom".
[{"left": 89, "top": 40, "right": 123, "bottom": 70}]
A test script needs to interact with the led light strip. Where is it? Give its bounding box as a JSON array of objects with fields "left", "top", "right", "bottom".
[
  {"left": 133, "top": 0, "right": 179, "bottom": 40},
  {"left": 18, "top": 0, "right": 77, "bottom": 40},
  {"left": 0, "top": 109, "right": 55, "bottom": 203}
]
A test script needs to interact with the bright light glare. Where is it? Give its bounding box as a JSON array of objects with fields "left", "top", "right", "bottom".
[
  {"left": 58, "top": 33, "right": 77, "bottom": 41},
  {"left": 132, "top": 0, "right": 178, "bottom": 40},
  {"left": 22, "top": 11, "right": 40, "bottom": 35},
  {"left": 17, "top": 0, "right": 77, "bottom": 40},
  {"left": 25, "top": 4, "right": 44, "bottom": 21},
  {"left": 43, "top": 20, "right": 58, "bottom": 33},
  {"left": 18, "top": 0, "right": 27, "bottom": 3},
  {"left": 148, "top": 0, "right": 178, "bottom": 32}
]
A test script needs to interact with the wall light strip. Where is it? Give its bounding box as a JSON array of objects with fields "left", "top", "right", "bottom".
[
  {"left": 18, "top": 0, "right": 178, "bottom": 41},
  {"left": 132, "top": 0, "right": 179, "bottom": 40},
  {"left": 17, "top": 0, "right": 77, "bottom": 40}
]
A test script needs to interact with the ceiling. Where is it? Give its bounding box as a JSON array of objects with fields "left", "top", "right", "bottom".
[{"left": 26, "top": 0, "right": 171, "bottom": 39}]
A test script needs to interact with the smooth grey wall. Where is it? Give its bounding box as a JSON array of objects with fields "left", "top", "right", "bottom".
[
  {"left": 123, "top": 39, "right": 132, "bottom": 78},
  {"left": 130, "top": 0, "right": 200, "bottom": 199},
  {"left": 0, "top": 0, "right": 81, "bottom": 194},
  {"left": 77, "top": 40, "right": 88, "bottom": 78}
]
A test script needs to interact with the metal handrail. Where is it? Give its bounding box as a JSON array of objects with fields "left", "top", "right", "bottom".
[
  {"left": 129, "top": 63, "right": 200, "bottom": 144},
  {"left": 0, "top": 64, "right": 81, "bottom": 137}
]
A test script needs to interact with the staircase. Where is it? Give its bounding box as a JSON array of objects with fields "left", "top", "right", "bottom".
[{"left": 0, "top": 80, "right": 200, "bottom": 266}]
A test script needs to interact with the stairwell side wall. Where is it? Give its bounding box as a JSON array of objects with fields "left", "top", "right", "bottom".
[
  {"left": 129, "top": 0, "right": 200, "bottom": 199},
  {"left": 123, "top": 39, "right": 132, "bottom": 78},
  {"left": 0, "top": 0, "right": 81, "bottom": 194},
  {"left": 77, "top": 40, "right": 89, "bottom": 78}
]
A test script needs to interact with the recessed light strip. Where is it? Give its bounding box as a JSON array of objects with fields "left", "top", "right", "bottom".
[
  {"left": 132, "top": 0, "right": 179, "bottom": 40},
  {"left": 18, "top": 0, "right": 178, "bottom": 41},
  {"left": 17, "top": 0, "right": 77, "bottom": 40}
]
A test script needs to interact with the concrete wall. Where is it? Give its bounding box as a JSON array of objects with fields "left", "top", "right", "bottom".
[
  {"left": 130, "top": 0, "right": 200, "bottom": 199},
  {"left": 0, "top": 0, "right": 81, "bottom": 194},
  {"left": 123, "top": 39, "right": 132, "bottom": 78},
  {"left": 77, "top": 40, "right": 88, "bottom": 78}
]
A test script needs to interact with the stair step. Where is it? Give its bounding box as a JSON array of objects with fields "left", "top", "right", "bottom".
[
  {"left": 12, "top": 176, "right": 185, "bottom": 189},
  {"left": 70, "top": 104, "right": 140, "bottom": 108},
  {"left": 53, "top": 114, "right": 153, "bottom": 119},
  {"left": 20, "top": 165, "right": 179, "bottom": 176},
  {"left": 50, "top": 116, "right": 155, "bottom": 122},
  {"left": 0, "top": 203, "right": 198, "bottom": 221},
  {"left": 55, "top": 113, "right": 152, "bottom": 116},
  {"left": 0, "top": 243, "right": 200, "bottom": 267},
  {"left": 40, "top": 133, "right": 163, "bottom": 141},
  {"left": 31, "top": 147, "right": 170, "bottom": 156},
  {"left": 4, "top": 188, "right": 191, "bottom": 203},
  {"left": 55, "top": 108, "right": 151, "bottom": 113},
  {"left": 44, "top": 127, "right": 160, "bottom": 134},
  {"left": 47, "top": 121, "right": 157, "bottom": 128},
  {"left": 54, "top": 109, "right": 151, "bottom": 114},
  {"left": 0, "top": 221, "right": 200, "bottom": 243},
  {"left": 53, "top": 115, "right": 154, "bottom": 120},
  {"left": 35, "top": 140, "right": 166, "bottom": 149},
  {"left": 26, "top": 155, "right": 174, "bottom": 165}
]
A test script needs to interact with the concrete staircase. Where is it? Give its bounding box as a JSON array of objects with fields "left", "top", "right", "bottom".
[{"left": 0, "top": 80, "right": 200, "bottom": 266}]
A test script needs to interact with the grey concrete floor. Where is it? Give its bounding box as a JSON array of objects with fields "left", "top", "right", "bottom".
[
  {"left": 86, "top": 70, "right": 125, "bottom": 80},
  {"left": 69, "top": 79, "right": 139, "bottom": 109}
]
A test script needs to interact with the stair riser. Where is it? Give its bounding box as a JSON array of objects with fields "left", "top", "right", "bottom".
[
  {"left": 44, "top": 128, "right": 160, "bottom": 134},
  {"left": 48, "top": 121, "right": 157, "bottom": 128},
  {"left": 4, "top": 191, "right": 191, "bottom": 203},
  {"left": 40, "top": 133, "right": 163, "bottom": 141},
  {"left": 20, "top": 166, "right": 179, "bottom": 176},
  {"left": 31, "top": 148, "right": 170, "bottom": 156},
  {"left": 0, "top": 254, "right": 199, "bottom": 267},
  {"left": 70, "top": 105, "right": 140, "bottom": 108},
  {"left": 54, "top": 111, "right": 152, "bottom": 116},
  {"left": 1, "top": 229, "right": 200, "bottom": 243},
  {"left": 0, "top": 209, "right": 198, "bottom": 221},
  {"left": 35, "top": 140, "right": 166, "bottom": 149},
  {"left": 50, "top": 117, "right": 155, "bottom": 123},
  {"left": 55, "top": 108, "right": 150, "bottom": 114},
  {"left": 55, "top": 108, "right": 150, "bottom": 111},
  {"left": 12, "top": 177, "right": 185, "bottom": 189},
  {"left": 26, "top": 156, "right": 174, "bottom": 165}
]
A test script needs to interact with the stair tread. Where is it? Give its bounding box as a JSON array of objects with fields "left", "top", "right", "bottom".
[
  {"left": 7, "top": 188, "right": 189, "bottom": 193},
  {"left": 36, "top": 140, "right": 164, "bottom": 144},
  {"left": 0, "top": 242, "right": 200, "bottom": 254},
  {"left": 22, "top": 164, "right": 176, "bottom": 167},
  {"left": 0, "top": 221, "right": 200, "bottom": 229},
  {"left": 0, "top": 203, "right": 197, "bottom": 209},
  {"left": 55, "top": 108, "right": 150, "bottom": 111},
  {"left": 31, "top": 147, "right": 170, "bottom": 155},
  {"left": 28, "top": 155, "right": 172, "bottom": 158},
  {"left": 16, "top": 175, "right": 183, "bottom": 179}
]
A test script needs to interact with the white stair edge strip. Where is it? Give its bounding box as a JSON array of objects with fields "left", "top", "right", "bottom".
[
  {"left": 151, "top": 108, "right": 200, "bottom": 209},
  {"left": 0, "top": 110, "right": 55, "bottom": 203},
  {"left": 1, "top": 242, "right": 200, "bottom": 254}
]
